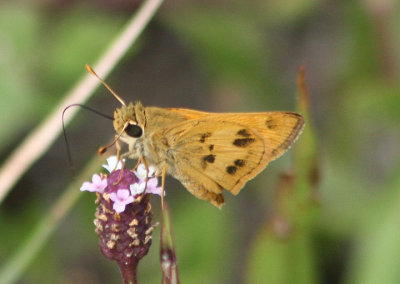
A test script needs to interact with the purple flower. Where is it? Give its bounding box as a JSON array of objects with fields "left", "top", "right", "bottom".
[
  {"left": 83, "top": 157, "right": 157, "bottom": 281},
  {"left": 109, "top": 189, "right": 134, "bottom": 213},
  {"left": 80, "top": 174, "right": 107, "bottom": 193},
  {"left": 144, "top": 178, "right": 163, "bottom": 196}
]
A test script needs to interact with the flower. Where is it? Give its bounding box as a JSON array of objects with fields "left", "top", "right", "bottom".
[
  {"left": 94, "top": 170, "right": 154, "bottom": 276},
  {"left": 80, "top": 174, "right": 107, "bottom": 193},
  {"left": 130, "top": 182, "right": 146, "bottom": 196},
  {"left": 144, "top": 177, "right": 163, "bottom": 196},
  {"left": 81, "top": 156, "right": 159, "bottom": 281},
  {"left": 135, "top": 163, "right": 156, "bottom": 180},
  {"left": 102, "top": 156, "right": 125, "bottom": 173},
  {"left": 109, "top": 189, "right": 134, "bottom": 213},
  {"left": 134, "top": 164, "right": 163, "bottom": 196}
]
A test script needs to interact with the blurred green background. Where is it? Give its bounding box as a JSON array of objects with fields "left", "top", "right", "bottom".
[{"left": 1, "top": 0, "right": 400, "bottom": 283}]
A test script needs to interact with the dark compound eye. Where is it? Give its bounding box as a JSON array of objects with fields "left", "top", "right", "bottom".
[{"left": 125, "top": 123, "right": 143, "bottom": 138}]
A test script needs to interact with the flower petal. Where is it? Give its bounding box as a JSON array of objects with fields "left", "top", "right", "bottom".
[
  {"left": 147, "top": 177, "right": 158, "bottom": 187},
  {"left": 103, "top": 156, "right": 125, "bottom": 173},
  {"left": 109, "top": 192, "right": 118, "bottom": 202},
  {"left": 80, "top": 174, "right": 107, "bottom": 193},
  {"left": 145, "top": 186, "right": 164, "bottom": 196},
  {"left": 80, "top": 181, "right": 95, "bottom": 192},
  {"left": 116, "top": 189, "right": 130, "bottom": 199},
  {"left": 113, "top": 202, "right": 126, "bottom": 213},
  {"left": 145, "top": 178, "right": 163, "bottom": 196},
  {"left": 135, "top": 164, "right": 157, "bottom": 180},
  {"left": 109, "top": 189, "right": 134, "bottom": 213},
  {"left": 126, "top": 196, "right": 134, "bottom": 204},
  {"left": 130, "top": 182, "right": 146, "bottom": 196},
  {"left": 91, "top": 174, "right": 107, "bottom": 193},
  {"left": 92, "top": 174, "right": 101, "bottom": 184},
  {"left": 135, "top": 164, "right": 147, "bottom": 180},
  {"left": 99, "top": 179, "right": 108, "bottom": 191}
]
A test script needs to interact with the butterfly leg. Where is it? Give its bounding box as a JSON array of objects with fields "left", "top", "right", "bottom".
[
  {"left": 115, "top": 137, "right": 122, "bottom": 166},
  {"left": 161, "top": 164, "right": 167, "bottom": 209},
  {"left": 115, "top": 138, "right": 125, "bottom": 170},
  {"left": 141, "top": 156, "right": 150, "bottom": 190},
  {"left": 132, "top": 158, "right": 142, "bottom": 172},
  {"left": 111, "top": 139, "right": 126, "bottom": 184}
]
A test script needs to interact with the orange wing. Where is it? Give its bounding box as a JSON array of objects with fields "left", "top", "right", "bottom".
[{"left": 161, "top": 111, "right": 304, "bottom": 196}]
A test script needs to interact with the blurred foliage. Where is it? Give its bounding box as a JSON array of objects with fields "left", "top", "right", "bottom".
[{"left": 1, "top": 0, "right": 400, "bottom": 283}]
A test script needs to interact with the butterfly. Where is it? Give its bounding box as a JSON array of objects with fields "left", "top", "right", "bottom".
[{"left": 88, "top": 65, "right": 304, "bottom": 208}]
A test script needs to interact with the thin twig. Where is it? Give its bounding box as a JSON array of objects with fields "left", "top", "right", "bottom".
[{"left": 0, "top": 0, "right": 164, "bottom": 204}]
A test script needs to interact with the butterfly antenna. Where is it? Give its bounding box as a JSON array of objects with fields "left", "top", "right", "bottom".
[
  {"left": 98, "top": 120, "right": 130, "bottom": 155},
  {"left": 62, "top": 103, "right": 114, "bottom": 171},
  {"left": 62, "top": 107, "right": 75, "bottom": 171},
  {"left": 85, "top": 64, "right": 126, "bottom": 106},
  {"left": 98, "top": 130, "right": 125, "bottom": 155}
]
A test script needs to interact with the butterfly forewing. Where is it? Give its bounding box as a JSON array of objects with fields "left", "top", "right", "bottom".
[{"left": 161, "top": 112, "right": 304, "bottom": 196}]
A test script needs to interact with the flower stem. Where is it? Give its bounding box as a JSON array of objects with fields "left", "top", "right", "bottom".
[
  {"left": 118, "top": 261, "right": 138, "bottom": 284},
  {"left": 160, "top": 203, "right": 180, "bottom": 284}
]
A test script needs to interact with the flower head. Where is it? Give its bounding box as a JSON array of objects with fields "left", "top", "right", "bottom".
[
  {"left": 80, "top": 156, "right": 161, "bottom": 282},
  {"left": 81, "top": 158, "right": 162, "bottom": 213}
]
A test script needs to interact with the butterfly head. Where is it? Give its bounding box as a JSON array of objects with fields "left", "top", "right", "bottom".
[{"left": 113, "top": 101, "right": 146, "bottom": 140}]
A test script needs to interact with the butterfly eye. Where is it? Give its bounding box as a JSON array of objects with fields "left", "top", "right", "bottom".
[{"left": 125, "top": 123, "right": 143, "bottom": 138}]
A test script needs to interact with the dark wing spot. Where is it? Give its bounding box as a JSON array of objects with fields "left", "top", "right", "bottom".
[
  {"left": 265, "top": 119, "right": 277, "bottom": 129},
  {"left": 237, "top": 129, "right": 251, "bottom": 137},
  {"left": 203, "top": 154, "right": 215, "bottom": 163},
  {"left": 200, "top": 132, "right": 212, "bottom": 143},
  {"left": 234, "top": 159, "right": 245, "bottom": 167},
  {"left": 226, "top": 166, "right": 237, "bottom": 175},
  {"left": 233, "top": 138, "right": 255, "bottom": 147},
  {"left": 209, "top": 144, "right": 214, "bottom": 151}
]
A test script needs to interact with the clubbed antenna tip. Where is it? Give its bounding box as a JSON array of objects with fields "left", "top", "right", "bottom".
[{"left": 85, "top": 64, "right": 126, "bottom": 106}]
